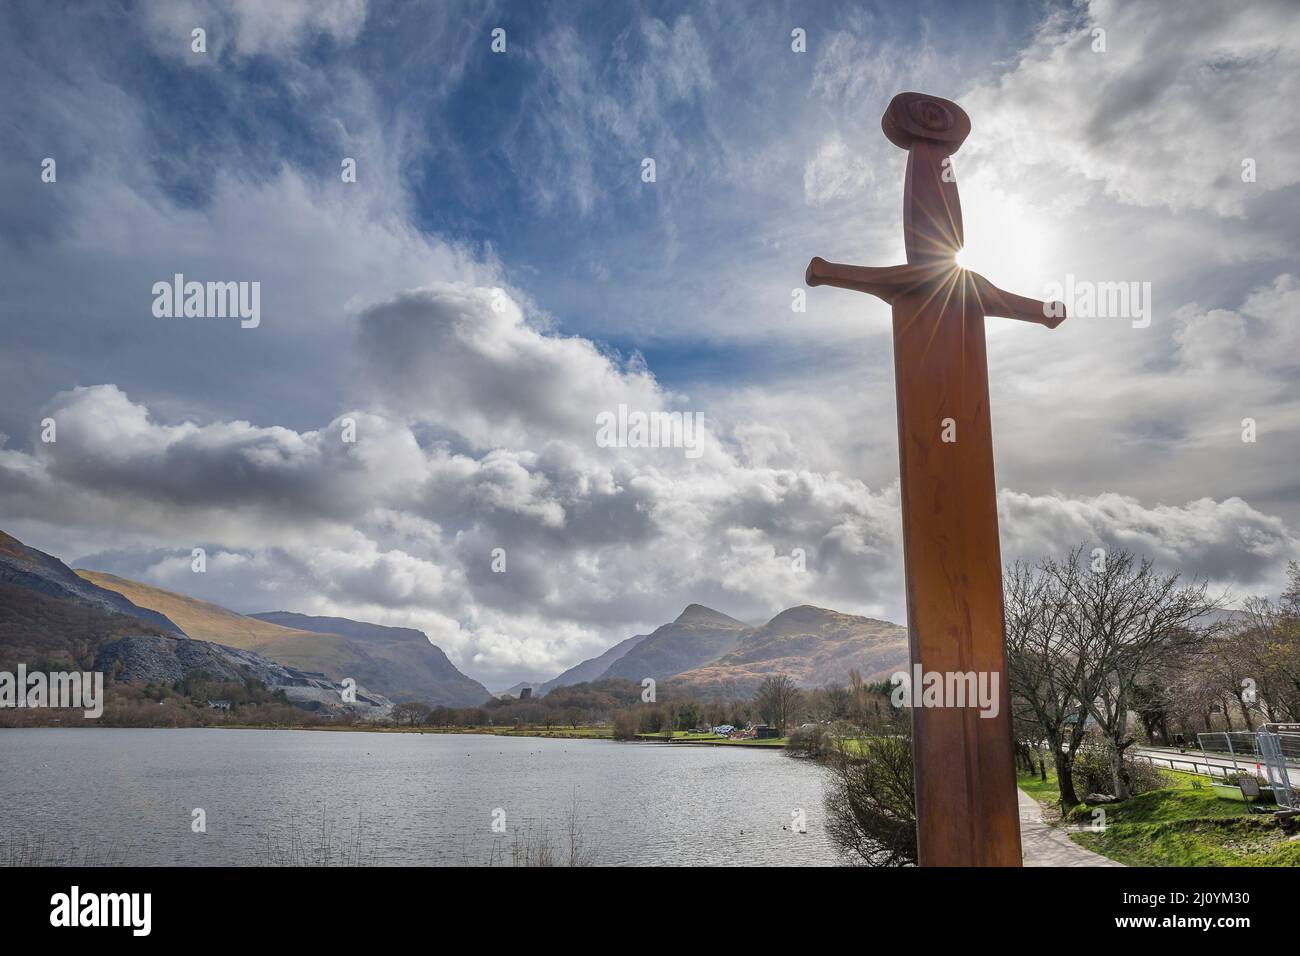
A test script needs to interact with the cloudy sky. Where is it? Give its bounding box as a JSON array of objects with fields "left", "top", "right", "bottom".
[{"left": 2, "top": 0, "right": 1298, "bottom": 688}]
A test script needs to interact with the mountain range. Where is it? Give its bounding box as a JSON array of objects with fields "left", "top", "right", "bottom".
[
  {"left": 0, "top": 531, "right": 389, "bottom": 716},
  {"left": 2, "top": 528, "right": 911, "bottom": 711},
  {"left": 601, "top": 604, "right": 749, "bottom": 681},
  {"left": 249, "top": 612, "right": 491, "bottom": 706},
  {"left": 668, "top": 605, "right": 909, "bottom": 696},
  {"left": 537, "top": 630, "right": 650, "bottom": 695},
  {"left": 0, "top": 531, "right": 182, "bottom": 637},
  {"left": 75, "top": 571, "right": 490, "bottom": 707},
  {"left": 500, "top": 603, "right": 909, "bottom": 700}
]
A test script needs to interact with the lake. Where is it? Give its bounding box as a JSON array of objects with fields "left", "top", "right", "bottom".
[{"left": 0, "top": 728, "right": 841, "bottom": 866}]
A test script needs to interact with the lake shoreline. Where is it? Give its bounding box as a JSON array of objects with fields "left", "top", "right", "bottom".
[{"left": 0, "top": 722, "right": 791, "bottom": 748}]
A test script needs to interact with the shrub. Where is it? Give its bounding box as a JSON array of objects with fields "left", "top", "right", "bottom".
[
  {"left": 786, "top": 723, "right": 829, "bottom": 758},
  {"left": 610, "top": 709, "right": 639, "bottom": 741},
  {"left": 823, "top": 735, "right": 916, "bottom": 866},
  {"left": 1072, "top": 734, "right": 1166, "bottom": 798}
]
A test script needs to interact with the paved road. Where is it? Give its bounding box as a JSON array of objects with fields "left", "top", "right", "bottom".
[
  {"left": 1018, "top": 789, "right": 1123, "bottom": 867},
  {"left": 1128, "top": 745, "right": 1300, "bottom": 779}
]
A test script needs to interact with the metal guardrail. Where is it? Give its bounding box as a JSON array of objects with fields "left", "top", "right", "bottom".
[{"left": 1137, "top": 752, "right": 1233, "bottom": 780}]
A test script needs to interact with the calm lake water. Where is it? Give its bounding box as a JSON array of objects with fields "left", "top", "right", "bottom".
[{"left": 0, "top": 728, "right": 841, "bottom": 866}]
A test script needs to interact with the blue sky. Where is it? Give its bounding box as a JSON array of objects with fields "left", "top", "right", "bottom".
[
  {"left": 2, "top": 0, "right": 1057, "bottom": 417},
  {"left": 2, "top": 0, "right": 1299, "bottom": 686}
]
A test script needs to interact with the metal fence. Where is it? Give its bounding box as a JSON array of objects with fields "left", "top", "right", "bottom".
[
  {"left": 1198, "top": 728, "right": 1300, "bottom": 763},
  {"left": 1195, "top": 727, "right": 1299, "bottom": 809},
  {"left": 1198, "top": 730, "right": 1264, "bottom": 764}
]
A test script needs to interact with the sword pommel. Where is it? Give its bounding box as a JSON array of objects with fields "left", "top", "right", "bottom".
[{"left": 882, "top": 92, "right": 971, "bottom": 153}]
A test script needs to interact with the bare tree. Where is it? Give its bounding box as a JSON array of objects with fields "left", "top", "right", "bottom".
[
  {"left": 1130, "top": 643, "right": 1200, "bottom": 743},
  {"left": 1052, "top": 547, "right": 1220, "bottom": 799},
  {"left": 755, "top": 674, "right": 800, "bottom": 734},
  {"left": 1166, "top": 660, "right": 1223, "bottom": 738},
  {"left": 1202, "top": 627, "right": 1261, "bottom": 731},
  {"left": 391, "top": 701, "right": 431, "bottom": 727},
  {"left": 1226, "top": 574, "right": 1300, "bottom": 723},
  {"left": 1004, "top": 558, "right": 1088, "bottom": 807}
]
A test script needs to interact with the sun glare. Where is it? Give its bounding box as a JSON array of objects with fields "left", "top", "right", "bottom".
[{"left": 956, "top": 179, "right": 1055, "bottom": 308}]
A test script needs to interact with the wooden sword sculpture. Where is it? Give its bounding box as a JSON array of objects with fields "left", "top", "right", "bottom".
[{"left": 806, "top": 92, "right": 1067, "bottom": 867}]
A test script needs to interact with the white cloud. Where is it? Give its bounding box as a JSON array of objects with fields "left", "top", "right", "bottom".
[
  {"left": 803, "top": 135, "right": 874, "bottom": 206},
  {"left": 511, "top": 13, "right": 715, "bottom": 214},
  {"left": 998, "top": 490, "right": 1297, "bottom": 593},
  {"left": 4, "top": 311, "right": 1296, "bottom": 684},
  {"left": 142, "top": 0, "right": 368, "bottom": 58},
  {"left": 962, "top": 0, "right": 1300, "bottom": 217},
  {"left": 355, "top": 284, "right": 671, "bottom": 454}
]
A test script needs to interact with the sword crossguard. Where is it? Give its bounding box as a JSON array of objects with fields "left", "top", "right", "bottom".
[
  {"left": 805, "top": 257, "right": 943, "bottom": 301},
  {"left": 806, "top": 257, "right": 1066, "bottom": 329}
]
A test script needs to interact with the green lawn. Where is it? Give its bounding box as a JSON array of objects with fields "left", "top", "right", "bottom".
[
  {"left": 420, "top": 726, "right": 790, "bottom": 745},
  {"left": 1018, "top": 767, "right": 1300, "bottom": 866},
  {"left": 808, "top": 735, "right": 912, "bottom": 757},
  {"left": 634, "top": 731, "right": 788, "bottom": 746},
  {"left": 1016, "top": 767, "right": 1062, "bottom": 805},
  {"left": 422, "top": 724, "right": 614, "bottom": 739}
]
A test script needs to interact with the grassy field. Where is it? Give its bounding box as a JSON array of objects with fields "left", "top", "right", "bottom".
[
  {"left": 222, "top": 724, "right": 791, "bottom": 745},
  {"left": 1016, "top": 767, "right": 1063, "bottom": 805},
  {"left": 1019, "top": 767, "right": 1300, "bottom": 866},
  {"left": 221, "top": 723, "right": 619, "bottom": 739},
  {"left": 423, "top": 724, "right": 615, "bottom": 739},
  {"left": 634, "top": 731, "right": 789, "bottom": 747},
  {"left": 392, "top": 726, "right": 791, "bottom": 746}
]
